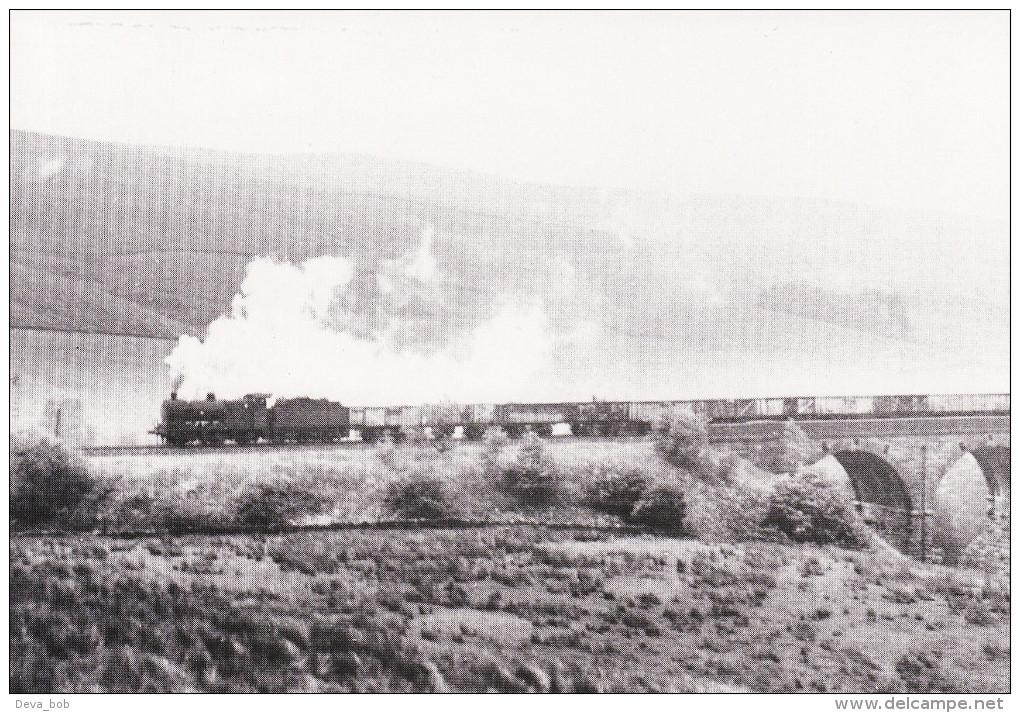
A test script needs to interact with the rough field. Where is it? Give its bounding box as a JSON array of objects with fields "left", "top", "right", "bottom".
[
  {"left": 12, "top": 432, "right": 1009, "bottom": 693},
  {"left": 10, "top": 527, "right": 1009, "bottom": 693}
]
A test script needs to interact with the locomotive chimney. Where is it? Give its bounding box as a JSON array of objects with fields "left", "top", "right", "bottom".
[
  {"left": 206, "top": 392, "right": 216, "bottom": 401},
  {"left": 170, "top": 392, "right": 177, "bottom": 400}
]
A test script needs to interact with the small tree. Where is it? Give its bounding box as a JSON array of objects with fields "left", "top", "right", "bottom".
[
  {"left": 958, "top": 507, "right": 1010, "bottom": 576},
  {"left": 385, "top": 468, "right": 460, "bottom": 520},
  {"left": 761, "top": 467, "right": 868, "bottom": 548},
  {"left": 653, "top": 411, "right": 711, "bottom": 477},
  {"left": 756, "top": 419, "right": 821, "bottom": 474},
  {"left": 10, "top": 434, "right": 103, "bottom": 527},
  {"left": 234, "top": 480, "right": 320, "bottom": 530},
  {"left": 584, "top": 463, "right": 650, "bottom": 519},
  {"left": 480, "top": 426, "right": 511, "bottom": 477},
  {"left": 498, "top": 432, "right": 562, "bottom": 507}
]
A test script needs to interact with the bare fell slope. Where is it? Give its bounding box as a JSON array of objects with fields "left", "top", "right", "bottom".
[
  {"left": 11, "top": 130, "right": 618, "bottom": 340},
  {"left": 10, "top": 129, "right": 1009, "bottom": 407}
]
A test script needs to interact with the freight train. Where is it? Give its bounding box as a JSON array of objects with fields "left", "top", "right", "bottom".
[{"left": 151, "top": 392, "right": 1010, "bottom": 447}]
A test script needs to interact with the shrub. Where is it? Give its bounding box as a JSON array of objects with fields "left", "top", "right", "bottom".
[
  {"left": 385, "top": 469, "right": 460, "bottom": 520},
  {"left": 498, "top": 432, "right": 563, "bottom": 507},
  {"left": 630, "top": 483, "right": 687, "bottom": 534},
  {"left": 894, "top": 650, "right": 951, "bottom": 693},
  {"left": 426, "top": 427, "right": 454, "bottom": 453},
  {"left": 652, "top": 411, "right": 711, "bottom": 476},
  {"left": 129, "top": 477, "right": 240, "bottom": 533},
  {"left": 400, "top": 427, "right": 429, "bottom": 447},
  {"left": 957, "top": 511, "right": 1010, "bottom": 576},
  {"left": 234, "top": 480, "right": 320, "bottom": 530},
  {"left": 761, "top": 467, "right": 869, "bottom": 548},
  {"left": 649, "top": 412, "right": 779, "bottom": 541},
  {"left": 10, "top": 434, "right": 108, "bottom": 528},
  {"left": 683, "top": 477, "right": 769, "bottom": 542},
  {"left": 963, "top": 601, "right": 995, "bottom": 627},
  {"left": 480, "top": 427, "right": 511, "bottom": 476},
  {"left": 754, "top": 420, "right": 821, "bottom": 474},
  {"left": 584, "top": 463, "right": 649, "bottom": 519}
]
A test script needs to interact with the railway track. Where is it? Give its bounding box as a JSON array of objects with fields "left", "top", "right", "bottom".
[
  {"left": 82, "top": 440, "right": 374, "bottom": 457},
  {"left": 82, "top": 410, "right": 1009, "bottom": 457},
  {"left": 81, "top": 434, "right": 645, "bottom": 457}
]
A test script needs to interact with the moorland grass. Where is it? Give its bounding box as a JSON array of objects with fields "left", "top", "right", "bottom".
[{"left": 10, "top": 527, "right": 1009, "bottom": 693}]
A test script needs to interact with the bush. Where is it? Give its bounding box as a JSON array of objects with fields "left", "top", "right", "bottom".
[
  {"left": 584, "top": 463, "right": 649, "bottom": 519},
  {"left": 374, "top": 435, "right": 405, "bottom": 472},
  {"left": 385, "top": 470, "right": 461, "bottom": 520},
  {"left": 652, "top": 411, "right": 712, "bottom": 477},
  {"left": 649, "top": 412, "right": 780, "bottom": 540},
  {"left": 480, "top": 427, "right": 511, "bottom": 475},
  {"left": 629, "top": 483, "right": 687, "bottom": 535},
  {"left": 113, "top": 472, "right": 242, "bottom": 533},
  {"left": 957, "top": 510, "right": 1010, "bottom": 575},
  {"left": 761, "top": 467, "right": 868, "bottom": 548},
  {"left": 10, "top": 434, "right": 107, "bottom": 527},
  {"left": 235, "top": 480, "right": 320, "bottom": 530},
  {"left": 681, "top": 473, "right": 770, "bottom": 542},
  {"left": 498, "top": 433, "right": 563, "bottom": 507},
  {"left": 754, "top": 420, "right": 820, "bottom": 474}
]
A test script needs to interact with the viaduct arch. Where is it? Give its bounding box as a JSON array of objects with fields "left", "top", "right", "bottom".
[
  {"left": 969, "top": 446, "right": 1010, "bottom": 499},
  {"left": 707, "top": 413, "right": 1009, "bottom": 559},
  {"left": 825, "top": 449, "right": 914, "bottom": 553},
  {"left": 831, "top": 450, "right": 913, "bottom": 513}
]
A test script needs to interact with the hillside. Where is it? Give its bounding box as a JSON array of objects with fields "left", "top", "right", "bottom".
[{"left": 9, "top": 129, "right": 1010, "bottom": 442}]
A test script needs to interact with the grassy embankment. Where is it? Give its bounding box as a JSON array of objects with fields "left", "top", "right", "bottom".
[{"left": 10, "top": 424, "right": 1010, "bottom": 693}]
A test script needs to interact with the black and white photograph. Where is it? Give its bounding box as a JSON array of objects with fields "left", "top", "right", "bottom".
[{"left": 9, "top": 10, "right": 1009, "bottom": 698}]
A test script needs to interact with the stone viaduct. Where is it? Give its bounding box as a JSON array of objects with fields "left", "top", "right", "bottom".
[{"left": 707, "top": 414, "right": 1010, "bottom": 559}]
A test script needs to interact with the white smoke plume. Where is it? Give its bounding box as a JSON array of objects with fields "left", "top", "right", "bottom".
[
  {"left": 165, "top": 253, "right": 556, "bottom": 406},
  {"left": 164, "top": 227, "right": 1009, "bottom": 410}
]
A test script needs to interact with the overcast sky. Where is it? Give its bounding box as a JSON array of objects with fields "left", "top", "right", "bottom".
[{"left": 11, "top": 10, "right": 1009, "bottom": 220}]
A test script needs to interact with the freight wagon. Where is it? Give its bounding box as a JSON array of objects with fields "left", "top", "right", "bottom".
[{"left": 152, "top": 391, "right": 1010, "bottom": 447}]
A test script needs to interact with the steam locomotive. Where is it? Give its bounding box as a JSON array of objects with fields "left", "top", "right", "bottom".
[{"left": 151, "top": 391, "right": 1010, "bottom": 447}]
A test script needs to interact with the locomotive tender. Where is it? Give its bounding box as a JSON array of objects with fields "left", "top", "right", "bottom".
[{"left": 152, "top": 391, "right": 1010, "bottom": 447}]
